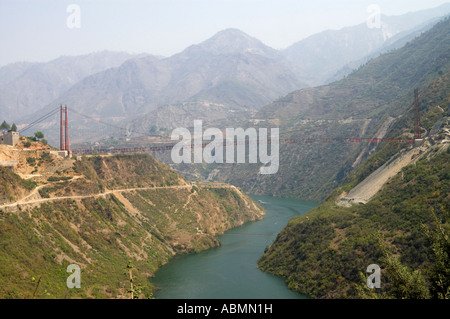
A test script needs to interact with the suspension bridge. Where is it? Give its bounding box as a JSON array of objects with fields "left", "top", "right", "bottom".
[{"left": 17, "top": 90, "right": 422, "bottom": 156}]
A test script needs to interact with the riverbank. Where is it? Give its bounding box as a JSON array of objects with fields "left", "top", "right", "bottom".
[{"left": 150, "top": 195, "right": 317, "bottom": 299}]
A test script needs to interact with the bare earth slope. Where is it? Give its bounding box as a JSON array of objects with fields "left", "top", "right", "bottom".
[{"left": 338, "top": 144, "right": 425, "bottom": 206}]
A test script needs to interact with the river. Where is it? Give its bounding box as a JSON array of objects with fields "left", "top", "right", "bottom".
[{"left": 150, "top": 195, "right": 317, "bottom": 299}]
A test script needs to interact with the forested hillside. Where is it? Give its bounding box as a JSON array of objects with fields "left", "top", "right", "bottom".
[
  {"left": 258, "top": 70, "right": 450, "bottom": 298},
  {"left": 0, "top": 153, "right": 264, "bottom": 298}
]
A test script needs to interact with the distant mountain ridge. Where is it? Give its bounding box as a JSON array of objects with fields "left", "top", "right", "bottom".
[
  {"left": 22, "top": 29, "right": 308, "bottom": 144},
  {"left": 180, "top": 28, "right": 280, "bottom": 58},
  {"left": 0, "top": 51, "right": 143, "bottom": 121},
  {"left": 281, "top": 3, "right": 450, "bottom": 85},
  {"left": 1, "top": 4, "right": 450, "bottom": 146}
]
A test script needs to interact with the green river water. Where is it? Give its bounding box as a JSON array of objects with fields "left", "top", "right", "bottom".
[{"left": 150, "top": 195, "right": 317, "bottom": 299}]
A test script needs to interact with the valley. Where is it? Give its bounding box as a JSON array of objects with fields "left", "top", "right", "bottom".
[{"left": 1, "top": 3, "right": 449, "bottom": 300}]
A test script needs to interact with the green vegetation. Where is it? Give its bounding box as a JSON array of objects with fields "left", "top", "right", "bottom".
[
  {"left": 257, "top": 84, "right": 450, "bottom": 298},
  {"left": 0, "top": 154, "right": 264, "bottom": 298},
  {"left": 217, "top": 17, "right": 450, "bottom": 202},
  {"left": 0, "top": 197, "right": 166, "bottom": 298},
  {"left": 0, "top": 166, "right": 36, "bottom": 204},
  {"left": 339, "top": 71, "right": 450, "bottom": 195},
  {"left": 258, "top": 19, "right": 450, "bottom": 298},
  {"left": 357, "top": 214, "right": 449, "bottom": 299},
  {"left": 26, "top": 157, "right": 36, "bottom": 166},
  {"left": 259, "top": 148, "right": 449, "bottom": 298},
  {"left": 74, "top": 153, "right": 181, "bottom": 190},
  {"left": 0, "top": 120, "right": 10, "bottom": 130},
  {"left": 34, "top": 131, "right": 44, "bottom": 140},
  {"left": 122, "top": 185, "right": 263, "bottom": 254},
  {"left": 47, "top": 176, "right": 72, "bottom": 182}
]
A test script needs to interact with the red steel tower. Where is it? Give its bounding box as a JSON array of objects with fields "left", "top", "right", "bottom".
[{"left": 60, "top": 105, "right": 70, "bottom": 151}]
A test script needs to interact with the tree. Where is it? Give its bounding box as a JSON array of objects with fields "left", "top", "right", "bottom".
[
  {"left": 126, "top": 260, "right": 145, "bottom": 299},
  {"left": 423, "top": 209, "right": 450, "bottom": 299},
  {"left": 11, "top": 123, "right": 17, "bottom": 132},
  {"left": 34, "top": 131, "right": 44, "bottom": 140},
  {"left": 0, "top": 120, "right": 10, "bottom": 130},
  {"left": 357, "top": 224, "right": 449, "bottom": 299},
  {"left": 382, "top": 254, "right": 430, "bottom": 299},
  {"left": 356, "top": 245, "right": 430, "bottom": 299},
  {"left": 149, "top": 125, "right": 157, "bottom": 133}
]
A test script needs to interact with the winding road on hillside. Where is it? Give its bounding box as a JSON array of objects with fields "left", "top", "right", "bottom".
[{"left": 0, "top": 182, "right": 234, "bottom": 211}]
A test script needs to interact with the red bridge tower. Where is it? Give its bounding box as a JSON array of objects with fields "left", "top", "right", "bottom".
[{"left": 60, "top": 105, "right": 70, "bottom": 152}]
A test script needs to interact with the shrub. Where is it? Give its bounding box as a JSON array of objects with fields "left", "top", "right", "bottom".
[{"left": 26, "top": 157, "right": 36, "bottom": 166}]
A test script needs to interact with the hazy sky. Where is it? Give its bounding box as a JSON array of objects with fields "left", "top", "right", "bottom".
[{"left": 0, "top": 0, "right": 449, "bottom": 66}]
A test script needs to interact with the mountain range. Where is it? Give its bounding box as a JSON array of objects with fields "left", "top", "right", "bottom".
[
  {"left": 284, "top": 3, "right": 450, "bottom": 85},
  {"left": 21, "top": 28, "right": 307, "bottom": 144},
  {"left": 210, "top": 14, "right": 450, "bottom": 201},
  {"left": 0, "top": 51, "right": 141, "bottom": 121},
  {"left": 1, "top": 4, "right": 450, "bottom": 146}
]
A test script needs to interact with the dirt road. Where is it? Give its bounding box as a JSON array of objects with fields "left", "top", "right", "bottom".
[{"left": 0, "top": 183, "right": 236, "bottom": 211}]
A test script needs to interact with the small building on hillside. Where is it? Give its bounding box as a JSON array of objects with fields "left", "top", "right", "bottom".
[
  {"left": 0, "top": 130, "right": 19, "bottom": 146},
  {"left": 49, "top": 150, "right": 72, "bottom": 158},
  {"left": 0, "top": 161, "right": 18, "bottom": 170}
]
